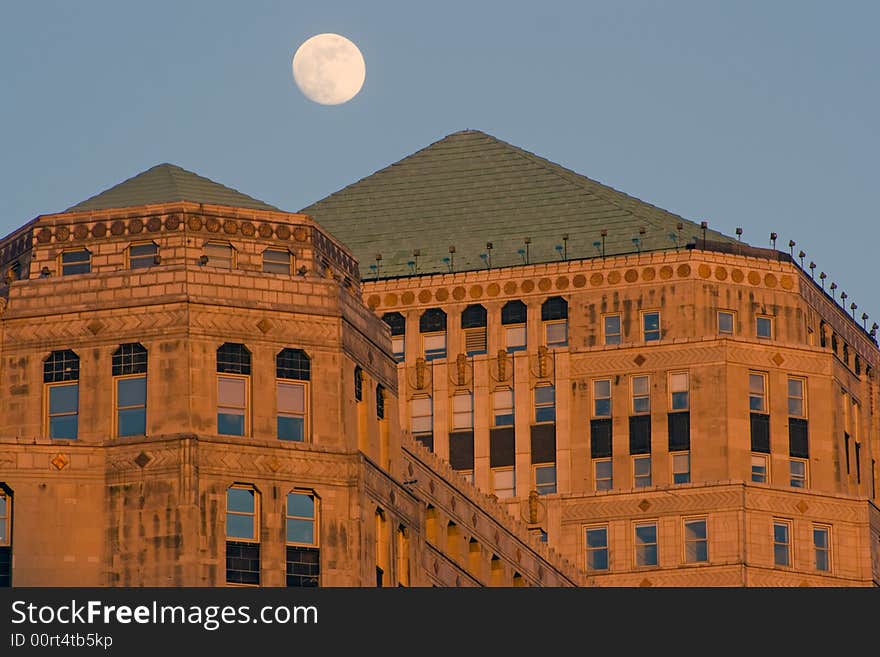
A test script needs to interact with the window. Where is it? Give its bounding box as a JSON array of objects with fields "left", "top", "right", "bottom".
[
  {"left": 773, "top": 520, "right": 791, "bottom": 567},
  {"left": 634, "top": 522, "right": 658, "bottom": 567},
  {"left": 668, "top": 411, "right": 690, "bottom": 453},
  {"left": 585, "top": 526, "right": 609, "bottom": 571},
  {"left": 217, "top": 343, "right": 250, "bottom": 436},
  {"left": 493, "top": 388, "right": 514, "bottom": 427},
  {"left": 542, "top": 297, "right": 568, "bottom": 347},
  {"left": 492, "top": 467, "right": 515, "bottom": 498},
  {"left": 756, "top": 316, "right": 773, "bottom": 339},
  {"left": 718, "top": 310, "right": 734, "bottom": 335},
  {"left": 397, "top": 526, "right": 410, "bottom": 587},
  {"left": 632, "top": 375, "right": 650, "bottom": 414},
  {"left": 593, "top": 379, "right": 611, "bottom": 417},
  {"left": 633, "top": 455, "right": 652, "bottom": 488},
  {"left": 0, "top": 486, "right": 11, "bottom": 587},
  {"left": 420, "top": 308, "right": 447, "bottom": 361},
  {"left": 534, "top": 464, "right": 557, "bottom": 495},
  {"left": 61, "top": 249, "right": 90, "bottom": 275},
  {"left": 749, "top": 372, "right": 767, "bottom": 412},
  {"left": 751, "top": 454, "right": 769, "bottom": 483},
  {"left": 672, "top": 452, "right": 690, "bottom": 484},
  {"left": 669, "top": 372, "right": 689, "bottom": 411},
  {"left": 684, "top": 518, "right": 708, "bottom": 563},
  {"left": 534, "top": 385, "right": 555, "bottom": 423},
  {"left": 813, "top": 525, "right": 831, "bottom": 572},
  {"left": 604, "top": 314, "right": 621, "bottom": 345},
  {"left": 286, "top": 491, "right": 319, "bottom": 587},
  {"left": 452, "top": 392, "right": 473, "bottom": 430},
  {"left": 788, "top": 378, "right": 805, "bottom": 417},
  {"left": 129, "top": 242, "right": 158, "bottom": 269},
  {"left": 412, "top": 396, "right": 433, "bottom": 437},
  {"left": 790, "top": 459, "right": 807, "bottom": 488},
  {"left": 502, "top": 300, "right": 527, "bottom": 353},
  {"left": 263, "top": 249, "right": 291, "bottom": 275},
  {"left": 44, "top": 350, "right": 80, "bottom": 439},
  {"left": 112, "top": 343, "right": 147, "bottom": 437},
  {"left": 594, "top": 459, "right": 613, "bottom": 491},
  {"left": 642, "top": 311, "right": 660, "bottom": 342},
  {"left": 376, "top": 384, "right": 385, "bottom": 420},
  {"left": 382, "top": 312, "right": 406, "bottom": 363},
  {"left": 276, "top": 349, "right": 310, "bottom": 442},
  {"left": 204, "top": 242, "right": 234, "bottom": 269},
  {"left": 461, "top": 305, "right": 487, "bottom": 356},
  {"left": 226, "top": 485, "right": 260, "bottom": 585},
  {"left": 354, "top": 366, "right": 363, "bottom": 402},
  {"left": 0, "top": 491, "right": 8, "bottom": 546}
]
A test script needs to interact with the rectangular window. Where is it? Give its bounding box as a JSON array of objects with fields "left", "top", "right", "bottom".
[
  {"left": 756, "top": 316, "right": 773, "bottom": 339},
  {"left": 790, "top": 458, "right": 807, "bottom": 488},
  {"left": 226, "top": 486, "right": 257, "bottom": 541},
  {"left": 749, "top": 372, "right": 767, "bottom": 412},
  {"left": 684, "top": 518, "right": 708, "bottom": 563},
  {"left": 773, "top": 520, "right": 791, "bottom": 567},
  {"left": 452, "top": 393, "right": 473, "bottom": 430},
  {"left": 844, "top": 432, "right": 850, "bottom": 474},
  {"left": 277, "top": 381, "right": 306, "bottom": 441},
  {"left": 544, "top": 321, "right": 567, "bottom": 348},
  {"left": 594, "top": 459, "right": 613, "bottom": 491},
  {"left": 718, "top": 311, "right": 734, "bottom": 335},
  {"left": 604, "top": 315, "right": 621, "bottom": 345},
  {"left": 129, "top": 242, "right": 158, "bottom": 269},
  {"left": 787, "top": 377, "right": 805, "bottom": 417},
  {"left": 669, "top": 372, "right": 689, "bottom": 410},
  {"left": 593, "top": 379, "right": 611, "bottom": 417},
  {"left": 634, "top": 522, "right": 658, "bottom": 567},
  {"left": 61, "top": 249, "right": 90, "bottom": 275},
  {"left": 591, "top": 418, "right": 612, "bottom": 459},
  {"left": 751, "top": 454, "right": 769, "bottom": 483},
  {"left": 672, "top": 452, "right": 690, "bottom": 484},
  {"left": 750, "top": 412, "right": 770, "bottom": 453},
  {"left": 423, "top": 333, "right": 447, "bottom": 361},
  {"left": 633, "top": 455, "right": 652, "bottom": 488},
  {"left": 505, "top": 325, "right": 527, "bottom": 353},
  {"left": 629, "top": 415, "right": 651, "bottom": 455},
  {"left": 0, "top": 493, "right": 8, "bottom": 546},
  {"left": 263, "top": 249, "right": 292, "bottom": 275},
  {"left": 411, "top": 397, "right": 433, "bottom": 435},
  {"left": 813, "top": 525, "right": 831, "bottom": 572},
  {"left": 115, "top": 375, "right": 146, "bottom": 437},
  {"left": 585, "top": 526, "right": 609, "bottom": 571},
  {"left": 204, "top": 242, "right": 234, "bottom": 269},
  {"left": 218, "top": 376, "right": 247, "bottom": 436},
  {"left": 286, "top": 492, "right": 319, "bottom": 588},
  {"left": 493, "top": 388, "right": 514, "bottom": 427},
  {"left": 492, "top": 467, "right": 515, "bottom": 498},
  {"left": 534, "top": 385, "right": 556, "bottom": 423},
  {"left": 392, "top": 336, "right": 405, "bottom": 362},
  {"left": 534, "top": 464, "right": 557, "bottom": 495},
  {"left": 464, "top": 327, "right": 487, "bottom": 356},
  {"left": 668, "top": 411, "right": 690, "bottom": 452},
  {"left": 642, "top": 311, "right": 660, "bottom": 342},
  {"left": 47, "top": 383, "right": 79, "bottom": 439},
  {"left": 789, "top": 418, "right": 809, "bottom": 459},
  {"left": 631, "top": 375, "right": 650, "bottom": 414}
]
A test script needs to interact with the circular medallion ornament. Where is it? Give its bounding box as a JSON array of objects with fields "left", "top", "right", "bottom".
[
  {"left": 521, "top": 279, "right": 535, "bottom": 293},
  {"left": 659, "top": 266, "right": 673, "bottom": 280},
  {"left": 487, "top": 283, "right": 501, "bottom": 297},
  {"left": 624, "top": 269, "right": 638, "bottom": 283},
  {"left": 128, "top": 218, "right": 144, "bottom": 234},
  {"left": 641, "top": 268, "right": 655, "bottom": 282},
  {"left": 698, "top": 264, "right": 711, "bottom": 279},
  {"left": 223, "top": 220, "right": 238, "bottom": 235},
  {"left": 383, "top": 293, "right": 398, "bottom": 307},
  {"left": 503, "top": 281, "right": 517, "bottom": 295},
  {"left": 367, "top": 295, "right": 380, "bottom": 309},
  {"left": 590, "top": 273, "right": 603, "bottom": 286},
  {"left": 452, "top": 287, "right": 467, "bottom": 300},
  {"left": 36, "top": 228, "right": 51, "bottom": 243},
  {"left": 748, "top": 271, "right": 761, "bottom": 285},
  {"left": 146, "top": 216, "right": 162, "bottom": 232},
  {"left": 276, "top": 225, "right": 291, "bottom": 240},
  {"left": 573, "top": 274, "right": 586, "bottom": 288},
  {"left": 418, "top": 290, "right": 431, "bottom": 303},
  {"left": 676, "top": 264, "right": 691, "bottom": 278},
  {"left": 780, "top": 275, "right": 794, "bottom": 290},
  {"left": 293, "top": 226, "right": 308, "bottom": 242},
  {"left": 187, "top": 215, "right": 203, "bottom": 231},
  {"left": 240, "top": 221, "right": 256, "bottom": 237},
  {"left": 165, "top": 214, "right": 181, "bottom": 230},
  {"left": 714, "top": 266, "right": 728, "bottom": 281},
  {"left": 91, "top": 222, "right": 107, "bottom": 238},
  {"left": 731, "top": 268, "right": 744, "bottom": 283},
  {"left": 607, "top": 271, "right": 621, "bottom": 284},
  {"left": 764, "top": 273, "right": 777, "bottom": 288},
  {"left": 55, "top": 226, "right": 70, "bottom": 241},
  {"left": 555, "top": 276, "right": 569, "bottom": 290},
  {"left": 435, "top": 288, "right": 449, "bottom": 302},
  {"left": 73, "top": 225, "right": 89, "bottom": 240},
  {"left": 538, "top": 278, "right": 552, "bottom": 291},
  {"left": 469, "top": 285, "right": 483, "bottom": 299},
  {"left": 401, "top": 291, "right": 415, "bottom": 305},
  {"left": 258, "top": 223, "right": 274, "bottom": 238},
  {"left": 205, "top": 217, "right": 220, "bottom": 233}
]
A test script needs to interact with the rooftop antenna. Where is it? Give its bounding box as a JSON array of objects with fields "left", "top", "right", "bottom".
[
  {"left": 524, "top": 237, "right": 531, "bottom": 265},
  {"left": 700, "top": 221, "right": 708, "bottom": 248},
  {"left": 788, "top": 240, "right": 796, "bottom": 258},
  {"left": 412, "top": 249, "right": 421, "bottom": 273},
  {"left": 486, "top": 242, "right": 493, "bottom": 269},
  {"left": 735, "top": 226, "right": 743, "bottom": 241},
  {"left": 375, "top": 253, "right": 382, "bottom": 278},
  {"left": 600, "top": 229, "right": 607, "bottom": 259},
  {"left": 562, "top": 233, "right": 569, "bottom": 261},
  {"left": 808, "top": 261, "right": 816, "bottom": 279},
  {"left": 770, "top": 232, "right": 777, "bottom": 249},
  {"left": 819, "top": 271, "right": 826, "bottom": 290},
  {"left": 872, "top": 322, "right": 879, "bottom": 339},
  {"left": 448, "top": 245, "right": 455, "bottom": 272}
]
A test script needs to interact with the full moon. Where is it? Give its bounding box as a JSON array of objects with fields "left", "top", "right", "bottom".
[{"left": 292, "top": 33, "right": 366, "bottom": 105}]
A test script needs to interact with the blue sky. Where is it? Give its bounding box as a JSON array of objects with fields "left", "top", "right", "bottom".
[{"left": 2, "top": 1, "right": 878, "bottom": 323}]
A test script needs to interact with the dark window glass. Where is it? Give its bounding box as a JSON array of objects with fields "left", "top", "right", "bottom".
[
  {"left": 130, "top": 243, "right": 158, "bottom": 269},
  {"left": 354, "top": 366, "right": 363, "bottom": 402},
  {"left": 43, "top": 350, "right": 80, "bottom": 383},
  {"left": 461, "top": 304, "right": 487, "bottom": 329},
  {"left": 217, "top": 343, "right": 251, "bottom": 375},
  {"left": 789, "top": 418, "right": 809, "bottom": 458},
  {"left": 117, "top": 377, "right": 147, "bottom": 436},
  {"left": 112, "top": 343, "right": 147, "bottom": 376},
  {"left": 419, "top": 308, "right": 446, "bottom": 333},
  {"left": 376, "top": 384, "right": 385, "bottom": 419},
  {"left": 286, "top": 546, "right": 319, "bottom": 587},
  {"left": 629, "top": 415, "right": 651, "bottom": 454},
  {"left": 276, "top": 348, "right": 310, "bottom": 380},
  {"left": 590, "top": 419, "right": 613, "bottom": 458},
  {"left": 48, "top": 384, "right": 78, "bottom": 439},
  {"left": 668, "top": 412, "right": 690, "bottom": 452},
  {"left": 502, "top": 300, "right": 527, "bottom": 325},
  {"left": 226, "top": 541, "right": 260, "bottom": 585},
  {"left": 61, "top": 249, "right": 90, "bottom": 275},
  {"left": 449, "top": 431, "right": 475, "bottom": 470},
  {"left": 750, "top": 413, "right": 770, "bottom": 453},
  {"left": 382, "top": 312, "right": 406, "bottom": 336},
  {"left": 489, "top": 427, "right": 515, "bottom": 467},
  {"left": 530, "top": 424, "right": 556, "bottom": 464},
  {"left": 541, "top": 297, "right": 568, "bottom": 321}
]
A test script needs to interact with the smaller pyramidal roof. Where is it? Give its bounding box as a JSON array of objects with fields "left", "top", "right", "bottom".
[{"left": 66, "top": 163, "right": 278, "bottom": 213}]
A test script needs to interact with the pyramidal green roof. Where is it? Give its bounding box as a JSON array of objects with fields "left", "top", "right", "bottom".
[
  {"left": 301, "top": 130, "right": 740, "bottom": 279},
  {"left": 66, "top": 163, "right": 279, "bottom": 213}
]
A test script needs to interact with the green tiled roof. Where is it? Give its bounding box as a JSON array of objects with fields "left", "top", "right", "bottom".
[
  {"left": 66, "top": 163, "right": 278, "bottom": 213},
  {"left": 301, "top": 130, "right": 740, "bottom": 279}
]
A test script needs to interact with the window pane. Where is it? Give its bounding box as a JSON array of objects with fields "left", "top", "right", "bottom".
[
  {"left": 49, "top": 415, "right": 78, "bottom": 439},
  {"left": 218, "top": 412, "right": 245, "bottom": 436},
  {"left": 633, "top": 397, "right": 650, "bottom": 414},
  {"left": 604, "top": 316, "right": 620, "bottom": 342},
  {"left": 226, "top": 514, "right": 254, "bottom": 540},
  {"left": 635, "top": 524, "right": 656, "bottom": 544},
  {"left": 634, "top": 456, "right": 651, "bottom": 476},
  {"left": 587, "top": 549, "right": 608, "bottom": 571},
  {"left": 643, "top": 313, "right": 660, "bottom": 333},
  {"left": 453, "top": 394, "right": 472, "bottom": 414},
  {"left": 595, "top": 460, "right": 612, "bottom": 479},
  {"left": 278, "top": 382, "right": 305, "bottom": 413},
  {"left": 718, "top": 312, "right": 733, "bottom": 333},
  {"left": 117, "top": 377, "right": 146, "bottom": 407},
  {"left": 118, "top": 408, "right": 146, "bottom": 436},
  {"left": 506, "top": 326, "right": 527, "bottom": 350},
  {"left": 586, "top": 528, "right": 607, "bottom": 549},
  {"left": 788, "top": 398, "right": 803, "bottom": 417},
  {"left": 751, "top": 455, "right": 768, "bottom": 482},
  {"left": 594, "top": 380, "right": 611, "bottom": 398},
  {"left": 671, "top": 391, "right": 689, "bottom": 411},
  {"left": 749, "top": 374, "right": 765, "bottom": 394},
  {"left": 412, "top": 397, "right": 432, "bottom": 416},
  {"left": 535, "top": 386, "right": 555, "bottom": 405},
  {"left": 757, "top": 317, "right": 772, "bottom": 338},
  {"left": 49, "top": 384, "right": 79, "bottom": 414},
  {"left": 535, "top": 407, "right": 556, "bottom": 423},
  {"left": 227, "top": 488, "right": 255, "bottom": 513},
  {"left": 670, "top": 373, "right": 688, "bottom": 392},
  {"left": 685, "top": 520, "right": 706, "bottom": 541},
  {"left": 594, "top": 399, "right": 611, "bottom": 417},
  {"left": 494, "top": 389, "right": 513, "bottom": 410},
  {"left": 287, "top": 518, "right": 314, "bottom": 544},
  {"left": 494, "top": 469, "right": 514, "bottom": 489},
  {"left": 813, "top": 528, "right": 828, "bottom": 549},
  {"left": 218, "top": 377, "right": 246, "bottom": 405},
  {"left": 788, "top": 378, "right": 803, "bottom": 398},
  {"left": 815, "top": 550, "right": 829, "bottom": 572},
  {"left": 632, "top": 376, "right": 649, "bottom": 396},
  {"left": 424, "top": 333, "right": 446, "bottom": 351},
  {"left": 536, "top": 465, "right": 556, "bottom": 485},
  {"left": 288, "top": 493, "right": 314, "bottom": 518},
  {"left": 130, "top": 243, "right": 157, "bottom": 257},
  {"left": 546, "top": 322, "right": 567, "bottom": 345},
  {"left": 62, "top": 249, "right": 90, "bottom": 263},
  {"left": 638, "top": 545, "right": 657, "bottom": 566},
  {"left": 774, "top": 544, "right": 789, "bottom": 566},
  {"left": 278, "top": 416, "right": 304, "bottom": 441},
  {"left": 773, "top": 523, "right": 788, "bottom": 544},
  {"left": 495, "top": 413, "right": 514, "bottom": 427}
]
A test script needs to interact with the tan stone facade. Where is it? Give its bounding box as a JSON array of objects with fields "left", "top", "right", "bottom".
[{"left": 0, "top": 201, "right": 581, "bottom": 587}]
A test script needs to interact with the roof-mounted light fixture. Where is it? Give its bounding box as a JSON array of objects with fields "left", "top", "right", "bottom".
[
  {"left": 819, "top": 271, "right": 826, "bottom": 289},
  {"left": 770, "top": 232, "right": 777, "bottom": 249},
  {"left": 861, "top": 312, "right": 868, "bottom": 328},
  {"left": 808, "top": 261, "right": 816, "bottom": 279},
  {"left": 600, "top": 229, "right": 607, "bottom": 259},
  {"left": 447, "top": 245, "right": 455, "bottom": 272},
  {"left": 735, "top": 226, "right": 743, "bottom": 241},
  {"left": 524, "top": 237, "right": 531, "bottom": 265},
  {"left": 830, "top": 281, "right": 837, "bottom": 299},
  {"left": 797, "top": 250, "right": 805, "bottom": 267},
  {"left": 788, "top": 239, "right": 796, "bottom": 257},
  {"left": 562, "top": 233, "right": 569, "bottom": 261},
  {"left": 850, "top": 302, "right": 858, "bottom": 319},
  {"left": 700, "top": 221, "right": 708, "bottom": 248}
]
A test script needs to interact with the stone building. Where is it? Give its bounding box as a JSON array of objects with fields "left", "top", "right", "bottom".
[
  {"left": 303, "top": 130, "right": 880, "bottom": 586},
  {"left": 0, "top": 163, "right": 582, "bottom": 587},
  {"left": 2, "top": 130, "right": 878, "bottom": 587}
]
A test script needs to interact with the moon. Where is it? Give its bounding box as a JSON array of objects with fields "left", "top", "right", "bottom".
[{"left": 292, "top": 33, "right": 366, "bottom": 105}]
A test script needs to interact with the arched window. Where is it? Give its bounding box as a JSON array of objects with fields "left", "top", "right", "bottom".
[
  {"left": 382, "top": 312, "right": 406, "bottom": 362},
  {"left": 276, "top": 349, "right": 310, "bottom": 442},
  {"left": 541, "top": 297, "right": 568, "bottom": 348},
  {"left": 420, "top": 309, "right": 447, "bottom": 361},
  {"left": 502, "top": 301, "right": 527, "bottom": 352},
  {"left": 44, "top": 350, "right": 80, "bottom": 439},
  {"left": 461, "top": 304, "right": 487, "bottom": 356},
  {"left": 112, "top": 343, "right": 148, "bottom": 437},
  {"left": 129, "top": 242, "right": 159, "bottom": 269},
  {"left": 286, "top": 490, "right": 319, "bottom": 587},
  {"left": 225, "top": 484, "right": 260, "bottom": 585},
  {"left": 217, "top": 344, "right": 250, "bottom": 436}
]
